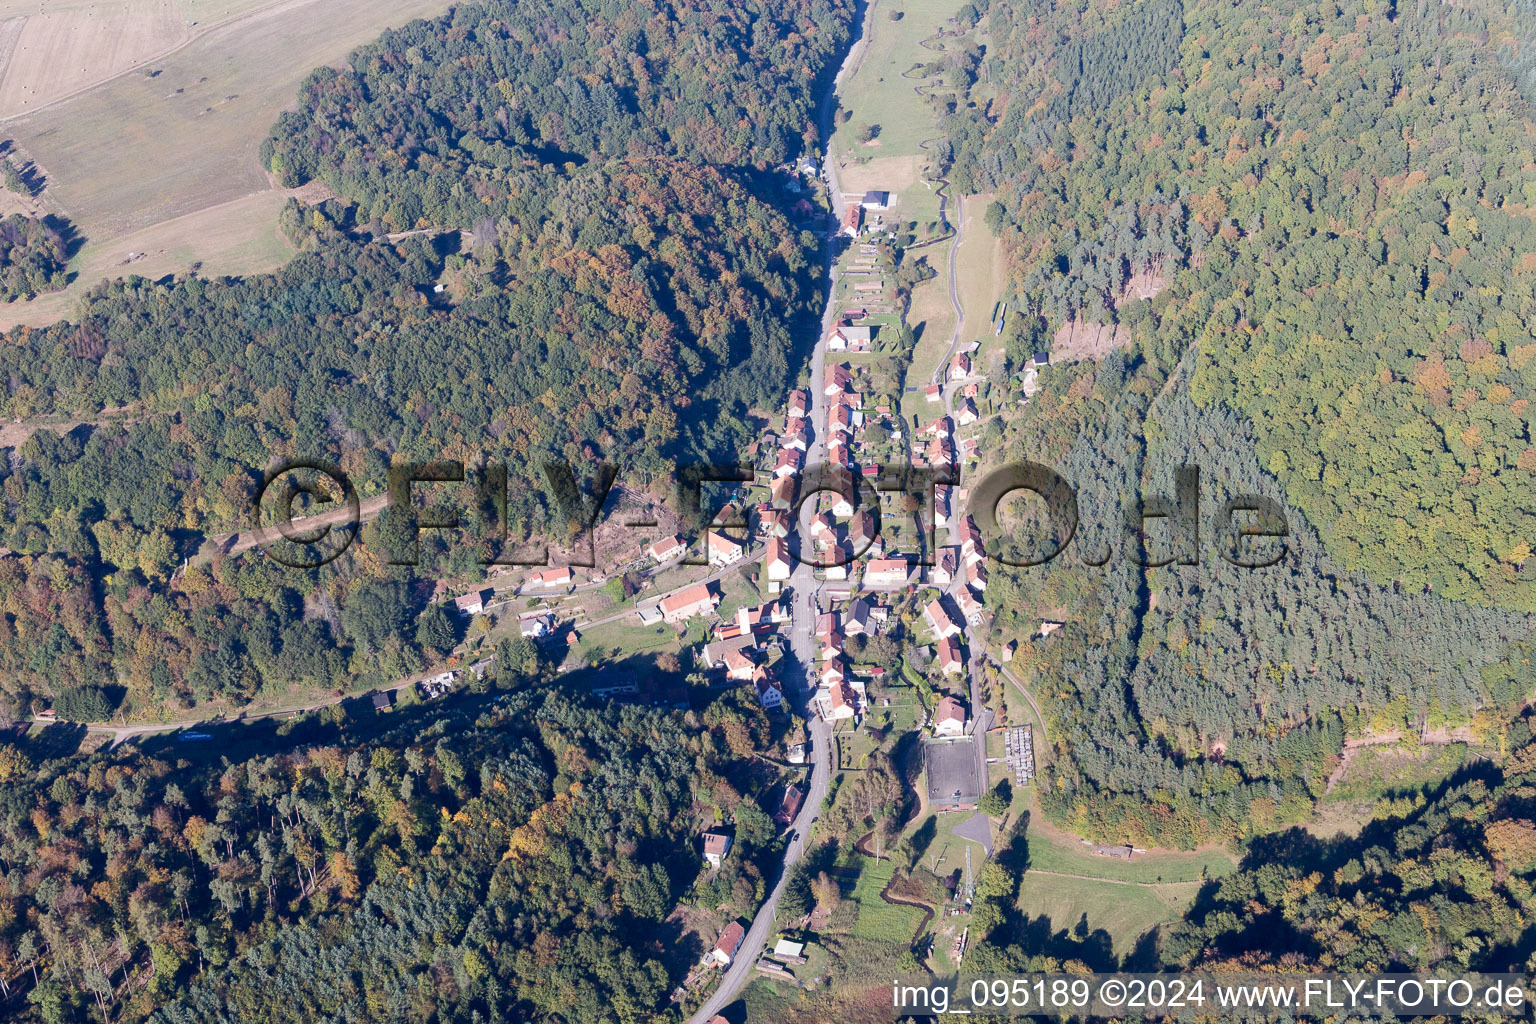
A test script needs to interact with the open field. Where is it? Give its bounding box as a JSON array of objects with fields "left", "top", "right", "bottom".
[
  {"left": 1015, "top": 872, "right": 1204, "bottom": 956},
  {"left": 1000, "top": 795, "right": 1237, "bottom": 956},
  {"left": 905, "top": 268, "right": 955, "bottom": 370},
  {"left": 838, "top": 154, "right": 942, "bottom": 229},
  {"left": 952, "top": 194, "right": 1007, "bottom": 374},
  {"left": 0, "top": 0, "right": 283, "bottom": 117},
  {"left": 832, "top": 0, "right": 967, "bottom": 160},
  {"left": 909, "top": 810, "right": 988, "bottom": 883},
  {"left": 0, "top": 0, "right": 452, "bottom": 327},
  {"left": 0, "top": 185, "right": 305, "bottom": 328}
]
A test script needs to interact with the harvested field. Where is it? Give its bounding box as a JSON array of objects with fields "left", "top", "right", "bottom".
[{"left": 0, "top": 0, "right": 451, "bottom": 327}]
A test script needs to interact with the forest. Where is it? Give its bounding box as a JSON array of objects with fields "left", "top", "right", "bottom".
[
  {"left": 0, "top": 684, "right": 785, "bottom": 1023},
  {"left": 945, "top": 0, "right": 1536, "bottom": 610},
  {"left": 0, "top": 162, "right": 813, "bottom": 717},
  {"left": 0, "top": 213, "right": 68, "bottom": 302},
  {"left": 263, "top": 0, "right": 853, "bottom": 230},
  {"left": 926, "top": 0, "right": 1536, "bottom": 849}
]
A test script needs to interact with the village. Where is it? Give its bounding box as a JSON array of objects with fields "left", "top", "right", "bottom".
[{"left": 359, "top": 154, "right": 1061, "bottom": 1021}]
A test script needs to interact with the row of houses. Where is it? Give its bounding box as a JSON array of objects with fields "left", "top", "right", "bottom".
[{"left": 811, "top": 596, "right": 889, "bottom": 722}]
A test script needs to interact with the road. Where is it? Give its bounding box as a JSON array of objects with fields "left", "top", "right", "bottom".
[{"left": 682, "top": 3, "right": 870, "bottom": 1019}]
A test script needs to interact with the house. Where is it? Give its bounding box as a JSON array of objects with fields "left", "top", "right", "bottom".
[
  {"left": 829, "top": 402, "right": 854, "bottom": 435},
  {"left": 773, "top": 448, "right": 804, "bottom": 479},
  {"left": 844, "top": 598, "right": 872, "bottom": 636},
  {"left": 830, "top": 491, "right": 856, "bottom": 518},
  {"left": 519, "top": 612, "right": 554, "bottom": 638},
  {"left": 824, "top": 680, "right": 857, "bottom": 720},
  {"left": 788, "top": 389, "right": 810, "bottom": 418},
  {"left": 648, "top": 534, "right": 686, "bottom": 562},
  {"left": 865, "top": 558, "right": 910, "bottom": 588},
  {"left": 816, "top": 611, "right": 839, "bottom": 640},
  {"left": 454, "top": 589, "right": 490, "bottom": 616},
  {"left": 933, "top": 547, "right": 959, "bottom": 587},
  {"left": 1031, "top": 351, "right": 1050, "bottom": 366},
  {"left": 809, "top": 512, "right": 834, "bottom": 546},
  {"left": 843, "top": 204, "right": 862, "bottom": 236},
  {"left": 526, "top": 566, "right": 574, "bottom": 591},
  {"left": 823, "top": 542, "right": 849, "bottom": 580},
  {"left": 820, "top": 657, "right": 847, "bottom": 688},
  {"left": 836, "top": 322, "right": 874, "bottom": 348},
  {"left": 752, "top": 666, "right": 785, "bottom": 710},
  {"left": 704, "top": 631, "right": 756, "bottom": 664},
  {"left": 770, "top": 475, "right": 797, "bottom": 509},
  {"left": 760, "top": 509, "right": 790, "bottom": 538},
  {"left": 925, "top": 383, "right": 942, "bottom": 403},
  {"left": 786, "top": 743, "right": 807, "bottom": 764},
  {"left": 731, "top": 600, "right": 788, "bottom": 635},
  {"left": 660, "top": 583, "right": 720, "bottom": 625},
  {"left": 924, "top": 597, "right": 963, "bottom": 638},
  {"left": 702, "top": 831, "right": 732, "bottom": 869},
  {"left": 707, "top": 531, "right": 745, "bottom": 567},
  {"left": 1039, "top": 620, "right": 1066, "bottom": 637},
  {"left": 933, "top": 486, "right": 952, "bottom": 528},
  {"left": 950, "top": 352, "right": 972, "bottom": 380},
  {"left": 937, "top": 636, "right": 964, "bottom": 676},
  {"left": 712, "top": 921, "right": 747, "bottom": 966},
  {"left": 774, "top": 785, "right": 806, "bottom": 827},
  {"left": 956, "top": 588, "right": 985, "bottom": 625},
  {"left": 590, "top": 672, "right": 641, "bottom": 697},
  {"left": 967, "top": 559, "right": 988, "bottom": 592},
  {"left": 860, "top": 190, "right": 891, "bottom": 210},
  {"left": 956, "top": 397, "right": 980, "bottom": 426},
  {"left": 765, "top": 537, "right": 792, "bottom": 587},
  {"left": 849, "top": 510, "right": 876, "bottom": 549},
  {"left": 781, "top": 419, "right": 809, "bottom": 450},
  {"left": 371, "top": 691, "right": 393, "bottom": 712},
  {"left": 825, "top": 363, "right": 854, "bottom": 396},
  {"left": 821, "top": 631, "right": 845, "bottom": 661},
  {"left": 934, "top": 696, "right": 966, "bottom": 736},
  {"left": 1000, "top": 639, "right": 1017, "bottom": 662},
  {"left": 722, "top": 649, "right": 757, "bottom": 681},
  {"left": 920, "top": 415, "right": 953, "bottom": 439}
]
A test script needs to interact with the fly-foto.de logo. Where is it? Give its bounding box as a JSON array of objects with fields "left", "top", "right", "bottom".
[{"left": 249, "top": 459, "right": 1289, "bottom": 570}]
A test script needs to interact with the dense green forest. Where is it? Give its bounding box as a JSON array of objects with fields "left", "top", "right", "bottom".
[
  {"left": 946, "top": 0, "right": 1536, "bottom": 609},
  {"left": 0, "top": 213, "right": 68, "bottom": 301},
  {"left": 263, "top": 0, "right": 851, "bottom": 229},
  {"left": 0, "top": 686, "right": 784, "bottom": 1023},
  {"left": 982, "top": 341, "right": 1534, "bottom": 848},
  {"left": 932, "top": 0, "right": 1536, "bottom": 846},
  {"left": 0, "top": 160, "right": 809, "bottom": 526}
]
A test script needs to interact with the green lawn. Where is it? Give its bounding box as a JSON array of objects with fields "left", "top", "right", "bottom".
[
  {"left": 572, "top": 618, "right": 680, "bottom": 663},
  {"left": 906, "top": 811, "right": 987, "bottom": 885},
  {"left": 1015, "top": 873, "right": 1205, "bottom": 956},
  {"left": 833, "top": 0, "right": 970, "bottom": 159},
  {"left": 844, "top": 855, "right": 925, "bottom": 942}
]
